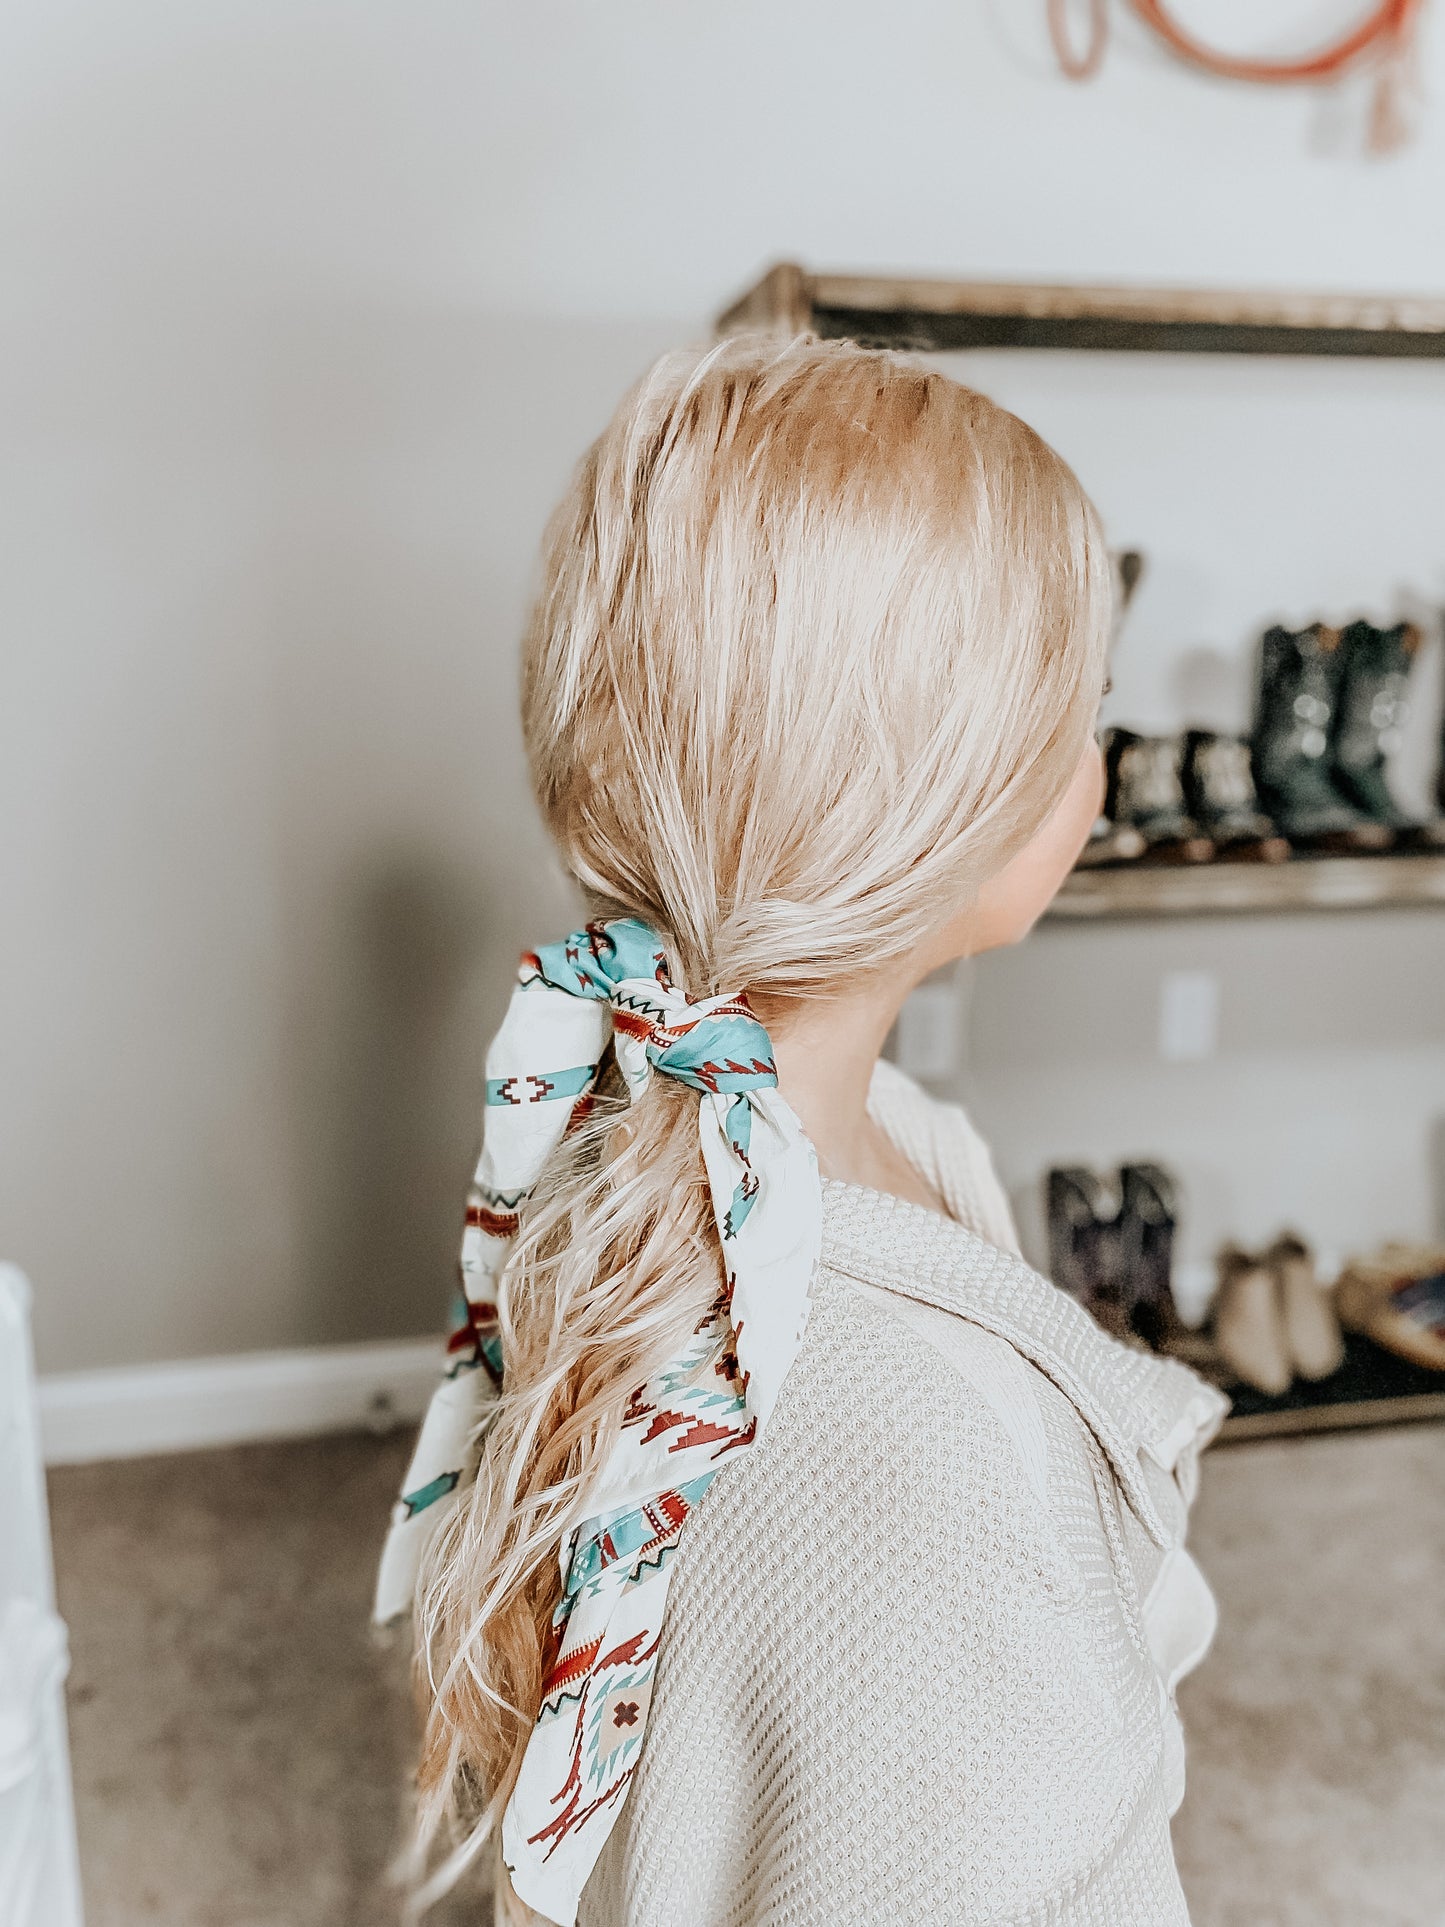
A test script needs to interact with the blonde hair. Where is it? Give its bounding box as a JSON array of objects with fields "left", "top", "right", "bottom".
[{"left": 409, "top": 333, "right": 1111, "bottom": 1914}]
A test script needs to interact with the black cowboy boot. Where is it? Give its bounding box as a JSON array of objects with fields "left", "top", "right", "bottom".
[
  {"left": 1181, "top": 731, "right": 1289, "bottom": 863},
  {"left": 1075, "top": 729, "right": 1147, "bottom": 867},
  {"left": 1332, "top": 621, "right": 1445, "bottom": 850},
  {"left": 1119, "top": 1163, "right": 1187, "bottom": 1352},
  {"left": 1076, "top": 558, "right": 1149, "bottom": 870},
  {"left": 1106, "top": 729, "right": 1213, "bottom": 865},
  {"left": 1047, "top": 1166, "right": 1128, "bottom": 1338},
  {"left": 1252, "top": 624, "right": 1392, "bottom": 854}
]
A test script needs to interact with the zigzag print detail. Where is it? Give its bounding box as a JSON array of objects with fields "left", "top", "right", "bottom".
[
  {"left": 539, "top": 1634, "right": 605, "bottom": 1712},
  {"left": 620, "top": 1533, "right": 686, "bottom": 1587}
]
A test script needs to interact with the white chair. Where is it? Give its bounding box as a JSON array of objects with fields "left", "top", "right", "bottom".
[{"left": 0, "top": 1265, "right": 84, "bottom": 1927}]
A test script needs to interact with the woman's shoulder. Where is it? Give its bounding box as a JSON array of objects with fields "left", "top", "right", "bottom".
[
  {"left": 743, "top": 1262, "right": 1056, "bottom": 1543},
  {"left": 624, "top": 1261, "right": 1183, "bottom": 1927},
  {"left": 841, "top": 1270, "right": 1056, "bottom": 1502}
]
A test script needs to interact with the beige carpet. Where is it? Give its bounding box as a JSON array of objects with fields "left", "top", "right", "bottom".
[
  {"left": 48, "top": 1424, "right": 1445, "bottom": 1927},
  {"left": 1171, "top": 1425, "right": 1445, "bottom": 1927}
]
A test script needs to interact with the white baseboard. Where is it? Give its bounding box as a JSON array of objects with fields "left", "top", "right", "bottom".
[{"left": 38, "top": 1335, "right": 443, "bottom": 1466}]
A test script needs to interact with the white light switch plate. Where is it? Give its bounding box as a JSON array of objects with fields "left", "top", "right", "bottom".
[{"left": 1158, "top": 970, "right": 1220, "bottom": 1063}]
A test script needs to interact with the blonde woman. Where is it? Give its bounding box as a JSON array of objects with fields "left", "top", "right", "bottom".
[{"left": 376, "top": 334, "right": 1227, "bottom": 1926}]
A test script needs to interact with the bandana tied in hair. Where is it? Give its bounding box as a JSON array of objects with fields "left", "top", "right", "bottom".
[{"left": 374, "top": 918, "right": 821, "bottom": 1924}]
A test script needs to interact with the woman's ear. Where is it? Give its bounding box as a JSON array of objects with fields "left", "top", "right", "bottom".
[{"left": 938, "top": 738, "right": 1102, "bottom": 960}]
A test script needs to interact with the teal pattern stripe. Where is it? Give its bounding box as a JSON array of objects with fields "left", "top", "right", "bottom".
[
  {"left": 401, "top": 1468, "right": 461, "bottom": 1519},
  {"left": 562, "top": 1473, "right": 720, "bottom": 1605},
  {"left": 485, "top": 1063, "right": 598, "bottom": 1107}
]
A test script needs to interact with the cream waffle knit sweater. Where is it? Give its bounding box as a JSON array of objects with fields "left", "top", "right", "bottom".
[{"left": 570, "top": 1061, "right": 1226, "bottom": 1927}]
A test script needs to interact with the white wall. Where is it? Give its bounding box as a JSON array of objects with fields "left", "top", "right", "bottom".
[{"left": 4, "top": 0, "right": 1445, "bottom": 1372}]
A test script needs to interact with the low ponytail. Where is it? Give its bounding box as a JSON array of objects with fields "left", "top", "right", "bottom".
[{"left": 407, "top": 331, "right": 1112, "bottom": 1912}]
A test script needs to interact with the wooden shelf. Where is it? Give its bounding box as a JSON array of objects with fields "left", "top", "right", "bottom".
[
  {"left": 718, "top": 263, "right": 1445, "bottom": 359},
  {"left": 1047, "top": 854, "right": 1445, "bottom": 922},
  {"left": 1220, "top": 1390, "right": 1445, "bottom": 1443},
  {"left": 1212, "top": 1332, "right": 1445, "bottom": 1444}
]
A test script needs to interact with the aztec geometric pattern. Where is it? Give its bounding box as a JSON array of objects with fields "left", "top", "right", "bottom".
[
  {"left": 372, "top": 919, "right": 823, "bottom": 1926},
  {"left": 506, "top": 1297, "right": 753, "bottom": 1881}
]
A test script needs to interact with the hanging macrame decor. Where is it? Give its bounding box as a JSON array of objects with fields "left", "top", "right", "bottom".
[{"left": 1047, "top": 0, "right": 1426, "bottom": 148}]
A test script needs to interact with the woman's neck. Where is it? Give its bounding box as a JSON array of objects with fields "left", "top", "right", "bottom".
[{"left": 749, "top": 973, "right": 949, "bottom": 1216}]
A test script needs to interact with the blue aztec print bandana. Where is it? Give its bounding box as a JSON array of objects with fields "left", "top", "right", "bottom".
[{"left": 374, "top": 918, "right": 821, "bottom": 1924}]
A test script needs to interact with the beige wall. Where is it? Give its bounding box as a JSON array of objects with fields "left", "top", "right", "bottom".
[
  {"left": 0, "top": 301, "right": 688, "bottom": 1369},
  {"left": 4, "top": 0, "right": 1445, "bottom": 1372}
]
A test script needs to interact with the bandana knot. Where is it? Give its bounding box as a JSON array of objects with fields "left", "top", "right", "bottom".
[
  {"left": 510, "top": 920, "right": 778, "bottom": 1240},
  {"left": 522, "top": 918, "right": 779, "bottom": 1104}
]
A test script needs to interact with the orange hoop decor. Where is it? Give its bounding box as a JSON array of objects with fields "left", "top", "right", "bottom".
[{"left": 1129, "top": 0, "right": 1423, "bottom": 84}]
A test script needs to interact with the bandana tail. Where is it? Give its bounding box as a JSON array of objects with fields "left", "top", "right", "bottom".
[
  {"left": 371, "top": 976, "right": 610, "bottom": 1627},
  {"left": 696, "top": 1085, "right": 822, "bottom": 1425},
  {"left": 499, "top": 1084, "right": 822, "bottom": 1916}
]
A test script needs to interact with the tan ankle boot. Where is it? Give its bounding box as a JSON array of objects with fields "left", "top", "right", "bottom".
[
  {"left": 1267, "top": 1232, "right": 1344, "bottom": 1381},
  {"left": 1212, "top": 1244, "right": 1292, "bottom": 1395}
]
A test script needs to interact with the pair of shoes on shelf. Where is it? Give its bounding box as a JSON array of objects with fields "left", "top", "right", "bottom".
[
  {"left": 1078, "top": 728, "right": 1287, "bottom": 869},
  {"left": 1182, "top": 730, "right": 1291, "bottom": 862},
  {"left": 1212, "top": 1234, "right": 1345, "bottom": 1396},
  {"left": 1047, "top": 1162, "right": 1186, "bottom": 1348},
  {"left": 1077, "top": 547, "right": 1152, "bottom": 867},
  {"left": 1253, "top": 620, "right": 1445, "bottom": 854},
  {"left": 1335, "top": 1243, "right": 1445, "bottom": 1372}
]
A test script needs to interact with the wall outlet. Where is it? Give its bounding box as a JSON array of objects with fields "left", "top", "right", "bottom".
[
  {"left": 895, "top": 979, "right": 962, "bottom": 1081},
  {"left": 1158, "top": 970, "right": 1219, "bottom": 1063}
]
